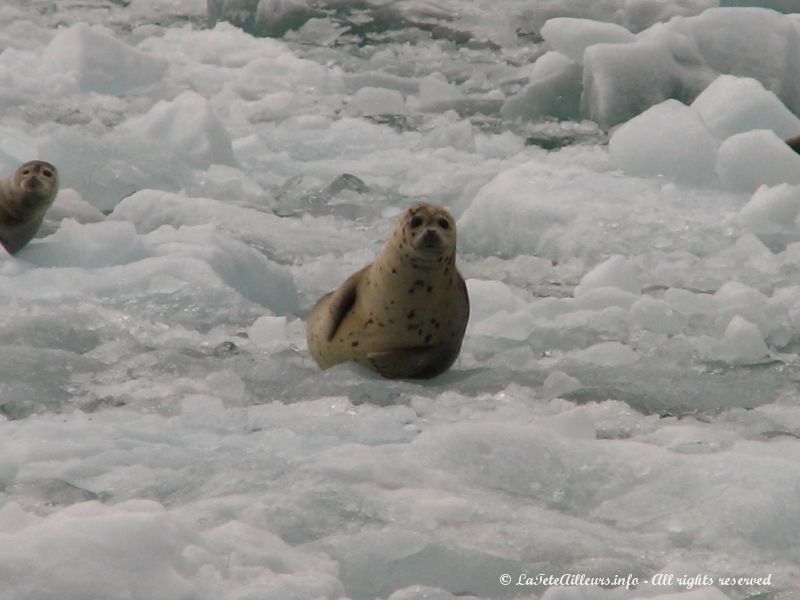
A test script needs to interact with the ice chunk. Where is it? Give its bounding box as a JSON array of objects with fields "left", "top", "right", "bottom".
[
  {"left": 349, "top": 87, "right": 407, "bottom": 117},
  {"left": 739, "top": 183, "right": 800, "bottom": 240},
  {"left": 209, "top": 0, "right": 322, "bottom": 38},
  {"left": 41, "top": 23, "right": 166, "bottom": 95},
  {"left": 582, "top": 8, "right": 800, "bottom": 128},
  {"left": 541, "top": 371, "right": 582, "bottom": 400},
  {"left": 0, "top": 500, "right": 196, "bottom": 599},
  {"left": 501, "top": 52, "right": 583, "bottom": 122},
  {"left": 418, "top": 119, "right": 476, "bottom": 152},
  {"left": 575, "top": 255, "right": 642, "bottom": 296},
  {"left": 716, "top": 129, "right": 800, "bottom": 192},
  {"left": 145, "top": 225, "right": 298, "bottom": 314},
  {"left": 248, "top": 315, "right": 304, "bottom": 351},
  {"left": 567, "top": 341, "right": 640, "bottom": 366},
  {"left": 21, "top": 220, "right": 148, "bottom": 269},
  {"left": 110, "top": 190, "right": 365, "bottom": 263},
  {"left": 574, "top": 286, "right": 639, "bottom": 310},
  {"left": 630, "top": 296, "right": 686, "bottom": 334},
  {"left": 465, "top": 279, "right": 527, "bottom": 325},
  {"left": 47, "top": 189, "right": 106, "bottom": 225},
  {"left": 582, "top": 29, "right": 715, "bottom": 128},
  {"left": 707, "top": 315, "right": 771, "bottom": 365},
  {"left": 673, "top": 8, "right": 800, "bottom": 116},
  {"left": 541, "top": 17, "right": 636, "bottom": 64},
  {"left": 692, "top": 75, "right": 800, "bottom": 140},
  {"left": 39, "top": 128, "right": 191, "bottom": 213},
  {"left": 609, "top": 100, "right": 718, "bottom": 184},
  {"left": 415, "top": 74, "right": 466, "bottom": 113},
  {"left": 255, "top": 0, "right": 321, "bottom": 37},
  {"left": 121, "top": 91, "right": 237, "bottom": 169}
]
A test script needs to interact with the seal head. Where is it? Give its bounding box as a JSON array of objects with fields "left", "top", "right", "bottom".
[{"left": 0, "top": 160, "right": 59, "bottom": 254}]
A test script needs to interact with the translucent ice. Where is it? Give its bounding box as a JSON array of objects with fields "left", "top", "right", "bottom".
[
  {"left": 609, "top": 100, "right": 718, "bottom": 184},
  {"left": 500, "top": 52, "right": 583, "bottom": 122},
  {"left": 121, "top": 90, "right": 238, "bottom": 169},
  {"left": 541, "top": 17, "right": 636, "bottom": 64},
  {"left": 41, "top": 23, "right": 166, "bottom": 94},
  {"left": 574, "top": 255, "right": 642, "bottom": 296},
  {"left": 691, "top": 75, "right": 800, "bottom": 140},
  {"left": 738, "top": 183, "right": 800, "bottom": 243},
  {"left": 716, "top": 129, "right": 800, "bottom": 192}
]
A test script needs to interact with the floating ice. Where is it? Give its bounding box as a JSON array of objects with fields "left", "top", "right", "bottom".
[
  {"left": 582, "top": 28, "right": 715, "bottom": 128},
  {"left": 716, "top": 129, "right": 800, "bottom": 192},
  {"left": 41, "top": 23, "right": 166, "bottom": 95},
  {"left": 466, "top": 278, "right": 528, "bottom": 326},
  {"left": 46, "top": 189, "right": 106, "bottom": 225},
  {"left": 500, "top": 52, "right": 583, "bottom": 122},
  {"left": 414, "top": 75, "right": 467, "bottom": 114},
  {"left": 697, "top": 315, "right": 771, "bottom": 365},
  {"left": 350, "top": 86, "right": 407, "bottom": 117},
  {"left": 574, "top": 255, "right": 642, "bottom": 296},
  {"left": 609, "top": 99, "right": 718, "bottom": 184},
  {"left": 39, "top": 128, "right": 191, "bottom": 212},
  {"left": 691, "top": 75, "right": 800, "bottom": 140},
  {"left": 738, "top": 183, "right": 800, "bottom": 243},
  {"left": 121, "top": 90, "right": 237, "bottom": 170},
  {"left": 582, "top": 7, "right": 800, "bottom": 127},
  {"left": 541, "top": 17, "right": 636, "bottom": 64},
  {"left": 248, "top": 315, "right": 305, "bottom": 351},
  {"left": 208, "top": 0, "right": 322, "bottom": 38}
]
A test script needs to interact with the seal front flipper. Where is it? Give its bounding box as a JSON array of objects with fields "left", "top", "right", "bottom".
[
  {"left": 318, "top": 266, "right": 367, "bottom": 341},
  {"left": 367, "top": 346, "right": 445, "bottom": 379},
  {"left": 0, "top": 219, "right": 43, "bottom": 254}
]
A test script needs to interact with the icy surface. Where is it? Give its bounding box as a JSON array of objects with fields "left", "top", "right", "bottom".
[
  {"left": 609, "top": 99, "right": 719, "bottom": 184},
  {"left": 1, "top": 1, "right": 800, "bottom": 599}
]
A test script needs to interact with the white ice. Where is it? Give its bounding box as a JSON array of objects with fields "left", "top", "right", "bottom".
[{"left": 1, "top": 1, "right": 799, "bottom": 599}]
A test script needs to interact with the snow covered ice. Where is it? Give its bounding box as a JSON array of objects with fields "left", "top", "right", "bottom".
[{"left": 2, "top": 1, "right": 800, "bottom": 599}]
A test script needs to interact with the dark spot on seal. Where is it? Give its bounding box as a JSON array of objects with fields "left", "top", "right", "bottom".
[
  {"left": 407, "top": 310, "right": 415, "bottom": 319},
  {"left": 424, "top": 334, "right": 432, "bottom": 343},
  {"left": 427, "top": 285, "right": 433, "bottom": 293},
  {"left": 351, "top": 341, "right": 359, "bottom": 347}
]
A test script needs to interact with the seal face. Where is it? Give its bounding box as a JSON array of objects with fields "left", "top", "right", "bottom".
[
  {"left": 0, "top": 160, "right": 59, "bottom": 254},
  {"left": 307, "top": 202, "right": 470, "bottom": 379}
]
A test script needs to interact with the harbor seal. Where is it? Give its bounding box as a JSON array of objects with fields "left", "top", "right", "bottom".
[
  {"left": 0, "top": 160, "right": 59, "bottom": 254},
  {"left": 307, "top": 203, "right": 469, "bottom": 379}
]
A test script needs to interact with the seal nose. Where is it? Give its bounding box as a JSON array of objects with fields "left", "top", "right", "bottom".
[{"left": 418, "top": 228, "right": 442, "bottom": 249}]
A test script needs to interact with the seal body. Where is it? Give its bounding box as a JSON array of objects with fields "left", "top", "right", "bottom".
[
  {"left": 307, "top": 203, "right": 469, "bottom": 379},
  {"left": 0, "top": 160, "right": 59, "bottom": 254}
]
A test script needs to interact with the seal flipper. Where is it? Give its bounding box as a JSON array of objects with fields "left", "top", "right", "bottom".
[
  {"left": 367, "top": 346, "right": 444, "bottom": 379},
  {"left": 320, "top": 266, "right": 367, "bottom": 341},
  {"left": 0, "top": 218, "right": 43, "bottom": 254}
]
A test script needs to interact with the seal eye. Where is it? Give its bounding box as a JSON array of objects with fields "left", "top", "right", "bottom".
[
  {"left": 22, "top": 169, "right": 30, "bottom": 175},
  {"left": 410, "top": 216, "right": 423, "bottom": 228},
  {"left": 42, "top": 169, "right": 52, "bottom": 178},
  {"left": 437, "top": 218, "right": 449, "bottom": 229}
]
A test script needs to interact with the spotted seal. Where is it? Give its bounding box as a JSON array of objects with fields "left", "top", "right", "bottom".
[
  {"left": 307, "top": 203, "right": 469, "bottom": 379},
  {"left": 0, "top": 160, "right": 59, "bottom": 254}
]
